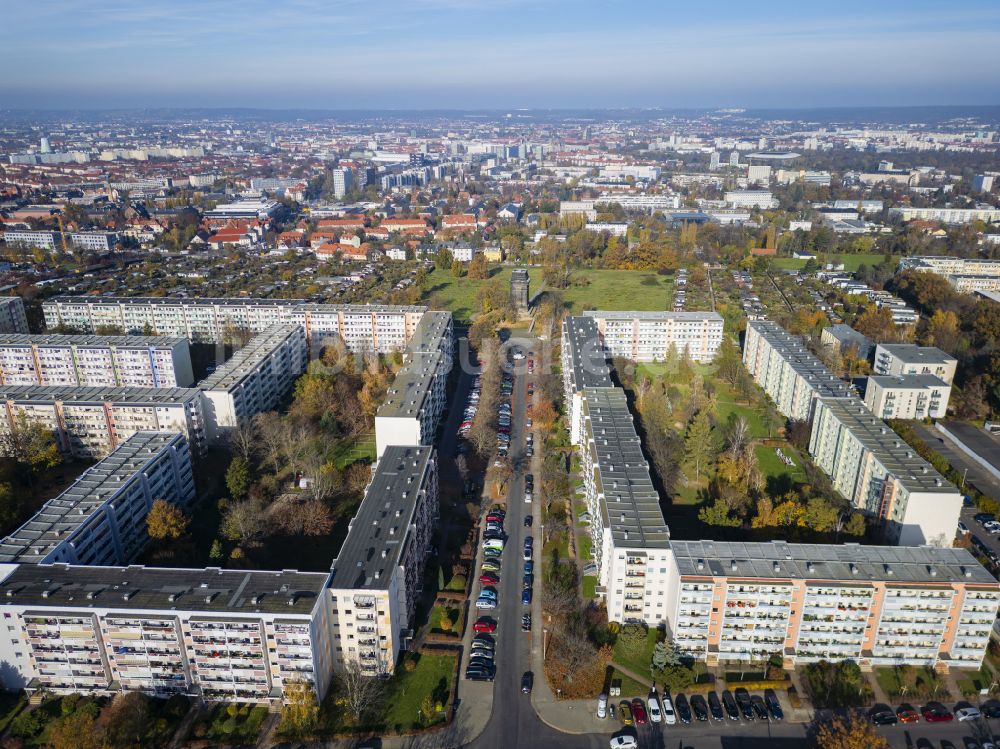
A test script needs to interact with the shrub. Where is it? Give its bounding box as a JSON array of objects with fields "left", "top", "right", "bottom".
[{"left": 9, "top": 711, "right": 42, "bottom": 739}]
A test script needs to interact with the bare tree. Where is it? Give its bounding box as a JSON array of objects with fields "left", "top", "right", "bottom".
[
  {"left": 253, "top": 411, "right": 288, "bottom": 473},
  {"left": 221, "top": 499, "right": 268, "bottom": 547},
  {"left": 338, "top": 661, "right": 386, "bottom": 724},
  {"left": 227, "top": 418, "right": 258, "bottom": 464}
]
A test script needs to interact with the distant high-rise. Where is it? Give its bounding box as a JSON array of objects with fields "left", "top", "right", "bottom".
[
  {"left": 39, "top": 137, "right": 51, "bottom": 154},
  {"left": 709, "top": 151, "right": 720, "bottom": 171},
  {"left": 729, "top": 150, "right": 739, "bottom": 167},
  {"left": 973, "top": 174, "right": 995, "bottom": 193},
  {"left": 332, "top": 167, "right": 353, "bottom": 199},
  {"left": 510, "top": 269, "right": 529, "bottom": 316}
]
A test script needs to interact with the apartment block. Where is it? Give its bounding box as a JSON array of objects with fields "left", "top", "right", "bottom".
[
  {"left": 888, "top": 207, "right": 1000, "bottom": 224},
  {"left": 873, "top": 343, "right": 958, "bottom": 385},
  {"left": 809, "top": 396, "right": 961, "bottom": 546},
  {"left": 583, "top": 310, "right": 724, "bottom": 363},
  {"left": 724, "top": 190, "right": 778, "bottom": 209},
  {"left": 0, "top": 564, "right": 334, "bottom": 703},
  {"left": 198, "top": 325, "right": 307, "bottom": 441},
  {"left": 743, "top": 321, "right": 854, "bottom": 422},
  {"left": 864, "top": 374, "right": 951, "bottom": 420},
  {"left": 328, "top": 446, "right": 439, "bottom": 675},
  {"left": 0, "top": 297, "right": 29, "bottom": 334},
  {"left": 820, "top": 323, "right": 873, "bottom": 360},
  {"left": 0, "top": 385, "right": 206, "bottom": 459},
  {"left": 42, "top": 297, "right": 427, "bottom": 353},
  {"left": 560, "top": 317, "right": 613, "bottom": 446},
  {"left": 0, "top": 334, "right": 193, "bottom": 388},
  {"left": 578, "top": 387, "right": 671, "bottom": 625},
  {"left": 0, "top": 432, "right": 194, "bottom": 566},
  {"left": 666, "top": 540, "right": 999, "bottom": 670}
]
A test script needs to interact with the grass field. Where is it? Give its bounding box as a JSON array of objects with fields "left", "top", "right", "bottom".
[
  {"left": 422, "top": 266, "right": 675, "bottom": 321},
  {"left": 381, "top": 654, "right": 456, "bottom": 731},
  {"left": 755, "top": 444, "right": 807, "bottom": 486},
  {"left": 332, "top": 431, "right": 375, "bottom": 469},
  {"left": 771, "top": 253, "right": 899, "bottom": 272}
]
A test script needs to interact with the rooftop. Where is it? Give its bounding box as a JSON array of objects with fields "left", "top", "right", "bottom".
[
  {"left": 377, "top": 351, "right": 443, "bottom": 418},
  {"left": 198, "top": 325, "right": 303, "bottom": 392},
  {"left": 749, "top": 321, "right": 856, "bottom": 400},
  {"left": 868, "top": 373, "right": 951, "bottom": 390},
  {"left": 671, "top": 540, "right": 995, "bottom": 585},
  {"left": 47, "top": 296, "right": 427, "bottom": 314},
  {"left": 876, "top": 343, "right": 957, "bottom": 366},
  {"left": 330, "top": 446, "right": 434, "bottom": 590},
  {"left": 563, "top": 317, "right": 612, "bottom": 391},
  {"left": 0, "top": 333, "right": 186, "bottom": 349},
  {"left": 406, "top": 311, "right": 452, "bottom": 356},
  {"left": 0, "top": 384, "right": 201, "bottom": 405},
  {"left": 0, "top": 432, "right": 185, "bottom": 564},
  {"left": 0, "top": 563, "right": 328, "bottom": 616},
  {"left": 581, "top": 387, "right": 669, "bottom": 550},
  {"left": 584, "top": 310, "right": 724, "bottom": 323}
]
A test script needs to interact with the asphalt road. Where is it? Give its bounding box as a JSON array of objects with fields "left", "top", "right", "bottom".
[{"left": 913, "top": 423, "right": 1000, "bottom": 505}]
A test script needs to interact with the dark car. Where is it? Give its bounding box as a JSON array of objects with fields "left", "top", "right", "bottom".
[
  {"left": 631, "top": 698, "right": 648, "bottom": 725},
  {"left": 982, "top": 700, "right": 1000, "bottom": 718},
  {"left": 721, "top": 690, "right": 740, "bottom": 721},
  {"left": 750, "top": 695, "right": 769, "bottom": 721},
  {"left": 690, "top": 694, "right": 709, "bottom": 722},
  {"left": 871, "top": 709, "right": 898, "bottom": 726},
  {"left": 521, "top": 672, "right": 533, "bottom": 694},
  {"left": 707, "top": 691, "right": 725, "bottom": 721},
  {"left": 735, "top": 689, "right": 754, "bottom": 721},
  {"left": 521, "top": 588, "right": 532, "bottom": 605},
  {"left": 524, "top": 515, "right": 533, "bottom": 527},
  {"left": 764, "top": 690, "right": 783, "bottom": 722},
  {"left": 521, "top": 614, "right": 531, "bottom": 631},
  {"left": 675, "top": 694, "right": 692, "bottom": 724},
  {"left": 523, "top": 573, "right": 534, "bottom": 589}
]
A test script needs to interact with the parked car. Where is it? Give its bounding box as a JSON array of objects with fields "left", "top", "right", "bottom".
[
  {"left": 707, "top": 691, "right": 724, "bottom": 721},
  {"left": 609, "top": 737, "right": 637, "bottom": 749},
  {"left": 647, "top": 692, "right": 662, "bottom": 723},
  {"left": 521, "top": 588, "right": 532, "bottom": 605},
  {"left": 473, "top": 617, "right": 496, "bottom": 633},
  {"left": 722, "top": 690, "right": 740, "bottom": 721},
  {"left": 675, "top": 694, "right": 692, "bottom": 724},
  {"left": 597, "top": 693, "right": 608, "bottom": 719},
  {"left": 895, "top": 704, "right": 920, "bottom": 723},
  {"left": 479, "top": 572, "right": 499, "bottom": 585},
  {"left": 481, "top": 560, "right": 500, "bottom": 573},
  {"left": 618, "top": 701, "right": 633, "bottom": 726},
  {"left": 690, "top": 694, "right": 709, "bottom": 722},
  {"left": 764, "top": 689, "right": 783, "bottom": 721},
  {"left": 735, "top": 689, "right": 754, "bottom": 721},
  {"left": 956, "top": 706, "right": 982, "bottom": 722},
  {"left": 661, "top": 693, "right": 676, "bottom": 725},
  {"left": 750, "top": 695, "right": 769, "bottom": 721},
  {"left": 631, "top": 698, "right": 647, "bottom": 725},
  {"left": 475, "top": 597, "right": 496, "bottom": 610},
  {"left": 922, "top": 703, "right": 953, "bottom": 722},
  {"left": 871, "top": 709, "right": 897, "bottom": 726},
  {"left": 523, "top": 561, "right": 534, "bottom": 574},
  {"left": 524, "top": 515, "right": 533, "bottom": 527},
  {"left": 521, "top": 614, "right": 531, "bottom": 631},
  {"left": 521, "top": 672, "right": 533, "bottom": 694}
]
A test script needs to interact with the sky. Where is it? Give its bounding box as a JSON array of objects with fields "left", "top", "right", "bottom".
[{"left": 1, "top": 0, "right": 999, "bottom": 110}]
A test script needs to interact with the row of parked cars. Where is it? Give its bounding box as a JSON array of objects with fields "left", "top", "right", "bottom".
[
  {"left": 605, "top": 687, "right": 783, "bottom": 727},
  {"left": 457, "top": 373, "right": 482, "bottom": 439},
  {"left": 869, "top": 700, "right": 1000, "bottom": 726},
  {"left": 468, "top": 505, "right": 508, "bottom": 682}
]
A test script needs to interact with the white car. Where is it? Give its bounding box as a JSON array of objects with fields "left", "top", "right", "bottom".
[
  {"left": 647, "top": 695, "right": 662, "bottom": 723},
  {"left": 661, "top": 695, "right": 677, "bottom": 725},
  {"left": 524, "top": 492, "right": 532, "bottom": 504},
  {"left": 475, "top": 598, "right": 497, "bottom": 610},
  {"left": 956, "top": 706, "right": 982, "bottom": 722},
  {"left": 609, "top": 737, "right": 638, "bottom": 749}
]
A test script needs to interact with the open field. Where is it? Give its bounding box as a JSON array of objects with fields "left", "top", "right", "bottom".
[{"left": 771, "top": 253, "right": 899, "bottom": 272}]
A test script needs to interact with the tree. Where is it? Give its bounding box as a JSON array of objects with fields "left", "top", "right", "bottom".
[
  {"left": 468, "top": 252, "right": 489, "bottom": 279},
  {"left": 450, "top": 259, "right": 466, "bottom": 278},
  {"left": 225, "top": 457, "right": 252, "bottom": 500},
  {"left": 226, "top": 419, "right": 258, "bottom": 464},
  {"left": 46, "top": 710, "right": 104, "bottom": 749},
  {"left": 684, "top": 410, "right": 714, "bottom": 480},
  {"left": 146, "top": 499, "right": 189, "bottom": 542},
  {"left": 101, "top": 692, "right": 149, "bottom": 749},
  {"left": 221, "top": 500, "right": 267, "bottom": 547},
  {"left": 278, "top": 500, "right": 334, "bottom": 536},
  {"left": 922, "top": 309, "right": 960, "bottom": 353},
  {"left": 814, "top": 714, "right": 890, "bottom": 749},
  {"left": 844, "top": 513, "right": 867, "bottom": 537},
  {"left": 0, "top": 413, "right": 61, "bottom": 482},
  {"left": 209, "top": 539, "right": 224, "bottom": 560},
  {"left": 279, "top": 679, "right": 320, "bottom": 737},
  {"left": 698, "top": 498, "right": 741, "bottom": 527},
  {"left": 337, "top": 662, "right": 386, "bottom": 724}
]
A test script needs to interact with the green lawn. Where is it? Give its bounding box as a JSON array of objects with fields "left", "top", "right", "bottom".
[
  {"left": 754, "top": 444, "right": 807, "bottom": 486},
  {"left": 611, "top": 672, "right": 650, "bottom": 700},
  {"left": 422, "top": 266, "right": 676, "bottom": 321},
  {"left": 332, "top": 431, "right": 375, "bottom": 469},
  {"left": 381, "top": 654, "right": 456, "bottom": 731},
  {"left": 955, "top": 666, "right": 995, "bottom": 697},
  {"left": 771, "top": 253, "right": 899, "bottom": 272},
  {"left": 612, "top": 627, "right": 658, "bottom": 682},
  {"left": 582, "top": 575, "right": 597, "bottom": 599},
  {"left": 577, "top": 534, "right": 592, "bottom": 560}
]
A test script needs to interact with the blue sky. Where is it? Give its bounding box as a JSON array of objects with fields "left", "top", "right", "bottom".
[{"left": 1, "top": 0, "right": 998, "bottom": 109}]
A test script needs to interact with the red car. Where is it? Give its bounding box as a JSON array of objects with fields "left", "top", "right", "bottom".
[
  {"left": 473, "top": 617, "right": 497, "bottom": 633},
  {"left": 479, "top": 572, "right": 499, "bottom": 585},
  {"left": 896, "top": 705, "right": 920, "bottom": 723},
  {"left": 631, "top": 698, "right": 648, "bottom": 725},
  {"left": 921, "top": 704, "right": 953, "bottom": 723},
  {"left": 485, "top": 514, "right": 504, "bottom": 523}
]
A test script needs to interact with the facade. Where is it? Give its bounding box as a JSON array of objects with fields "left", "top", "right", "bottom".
[
  {"left": 0, "top": 432, "right": 195, "bottom": 566},
  {"left": 864, "top": 374, "right": 951, "bottom": 420},
  {"left": 742, "top": 321, "right": 854, "bottom": 421},
  {"left": 328, "top": 446, "right": 438, "bottom": 675},
  {"left": 584, "top": 310, "right": 724, "bottom": 363},
  {"left": 0, "top": 564, "right": 334, "bottom": 702},
  {"left": 1, "top": 231, "right": 119, "bottom": 252},
  {"left": 198, "top": 325, "right": 307, "bottom": 441},
  {"left": 666, "top": 540, "right": 999, "bottom": 670},
  {"left": 0, "top": 385, "right": 206, "bottom": 458},
  {"left": 0, "top": 334, "right": 193, "bottom": 388},
  {"left": 899, "top": 256, "right": 1000, "bottom": 277},
  {"left": 0, "top": 297, "right": 29, "bottom": 334},
  {"left": 578, "top": 387, "right": 671, "bottom": 625},
  {"left": 809, "top": 396, "right": 962, "bottom": 546},
  {"left": 42, "top": 297, "right": 427, "bottom": 352},
  {"left": 560, "top": 317, "right": 613, "bottom": 446},
  {"left": 820, "top": 323, "right": 874, "bottom": 360},
  {"left": 889, "top": 206, "right": 1000, "bottom": 224},
  {"left": 873, "top": 343, "right": 958, "bottom": 384},
  {"left": 724, "top": 190, "right": 778, "bottom": 209}
]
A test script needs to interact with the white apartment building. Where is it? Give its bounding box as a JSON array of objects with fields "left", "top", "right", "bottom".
[
  {"left": 328, "top": 446, "right": 438, "bottom": 675},
  {"left": 2, "top": 230, "right": 60, "bottom": 250},
  {"left": 889, "top": 206, "right": 1000, "bottom": 224},
  {"left": 0, "top": 432, "right": 195, "bottom": 566},
  {"left": 0, "top": 564, "right": 334, "bottom": 703},
  {"left": 873, "top": 343, "right": 957, "bottom": 384},
  {"left": 742, "top": 321, "right": 854, "bottom": 422},
  {"left": 560, "top": 317, "right": 613, "bottom": 446},
  {"left": 666, "top": 540, "right": 999, "bottom": 670},
  {"left": 578, "top": 387, "right": 672, "bottom": 625},
  {"left": 1, "top": 231, "right": 119, "bottom": 252},
  {"left": 0, "top": 297, "right": 29, "bottom": 334},
  {"left": 595, "top": 194, "right": 681, "bottom": 212},
  {"left": 899, "top": 256, "right": 1000, "bottom": 277},
  {"left": 747, "top": 165, "right": 772, "bottom": 185},
  {"left": 0, "top": 385, "right": 206, "bottom": 459},
  {"left": 373, "top": 312, "right": 453, "bottom": 458},
  {"left": 0, "top": 334, "right": 193, "bottom": 388},
  {"left": 198, "top": 325, "right": 307, "bottom": 442},
  {"left": 864, "top": 374, "right": 951, "bottom": 420},
  {"left": 724, "top": 190, "right": 778, "bottom": 209},
  {"left": 43, "top": 297, "right": 427, "bottom": 352},
  {"left": 583, "top": 311, "right": 724, "bottom": 363},
  {"left": 585, "top": 222, "right": 629, "bottom": 237},
  {"left": 809, "top": 396, "right": 962, "bottom": 546},
  {"left": 559, "top": 200, "right": 598, "bottom": 220},
  {"left": 67, "top": 232, "right": 120, "bottom": 252},
  {"left": 948, "top": 275, "right": 1000, "bottom": 293}
]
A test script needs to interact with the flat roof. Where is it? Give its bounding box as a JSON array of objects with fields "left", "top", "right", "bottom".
[
  {"left": 671, "top": 540, "right": 995, "bottom": 585},
  {"left": 584, "top": 310, "right": 723, "bottom": 323},
  {"left": 330, "top": 446, "right": 434, "bottom": 590},
  {"left": 0, "top": 563, "right": 328, "bottom": 616},
  {"left": 377, "top": 351, "right": 443, "bottom": 418},
  {"left": 581, "top": 387, "right": 670, "bottom": 549},
  {"left": 198, "top": 325, "right": 302, "bottom": 392},
  {"left": 0, "top": 432, "right": 184, "bottom": 564},
  {"left": 876, "top": 343, "right": 957, "bottom": 366},
  {"left": 406, "top": 311, "right": 452, "bottom": 355},
  {"left": 824, "top": 324, "right": 871, "bottom": 345},
  {"left": 46, "top": 296, "right": 426, "bottom": 314},
  {"left": 563, "top": 317, "right": 612, "bottom": 391},
  {"left": 0, "top": 333, "right": 186, "bottom": 349},
  {"left": 868, "top": 374, "right": 950, "bottom": 390},
  {"left": 748, "top": 321, "right": 856, "bottom": 399},
  {"left": 0, "top": 384, "right": 201, "bottom": 405},
  {"left": 818, "top": 396, "right": 959, "bottom": 495}
]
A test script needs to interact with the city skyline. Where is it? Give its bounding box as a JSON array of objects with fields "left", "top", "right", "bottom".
[{"left": 2, "top": 0, "right": 999, "bottom": 109}]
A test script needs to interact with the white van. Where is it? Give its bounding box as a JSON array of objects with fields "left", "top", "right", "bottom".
[{"left": 484, "top": 539, "right": 504, "bottom": 552}]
